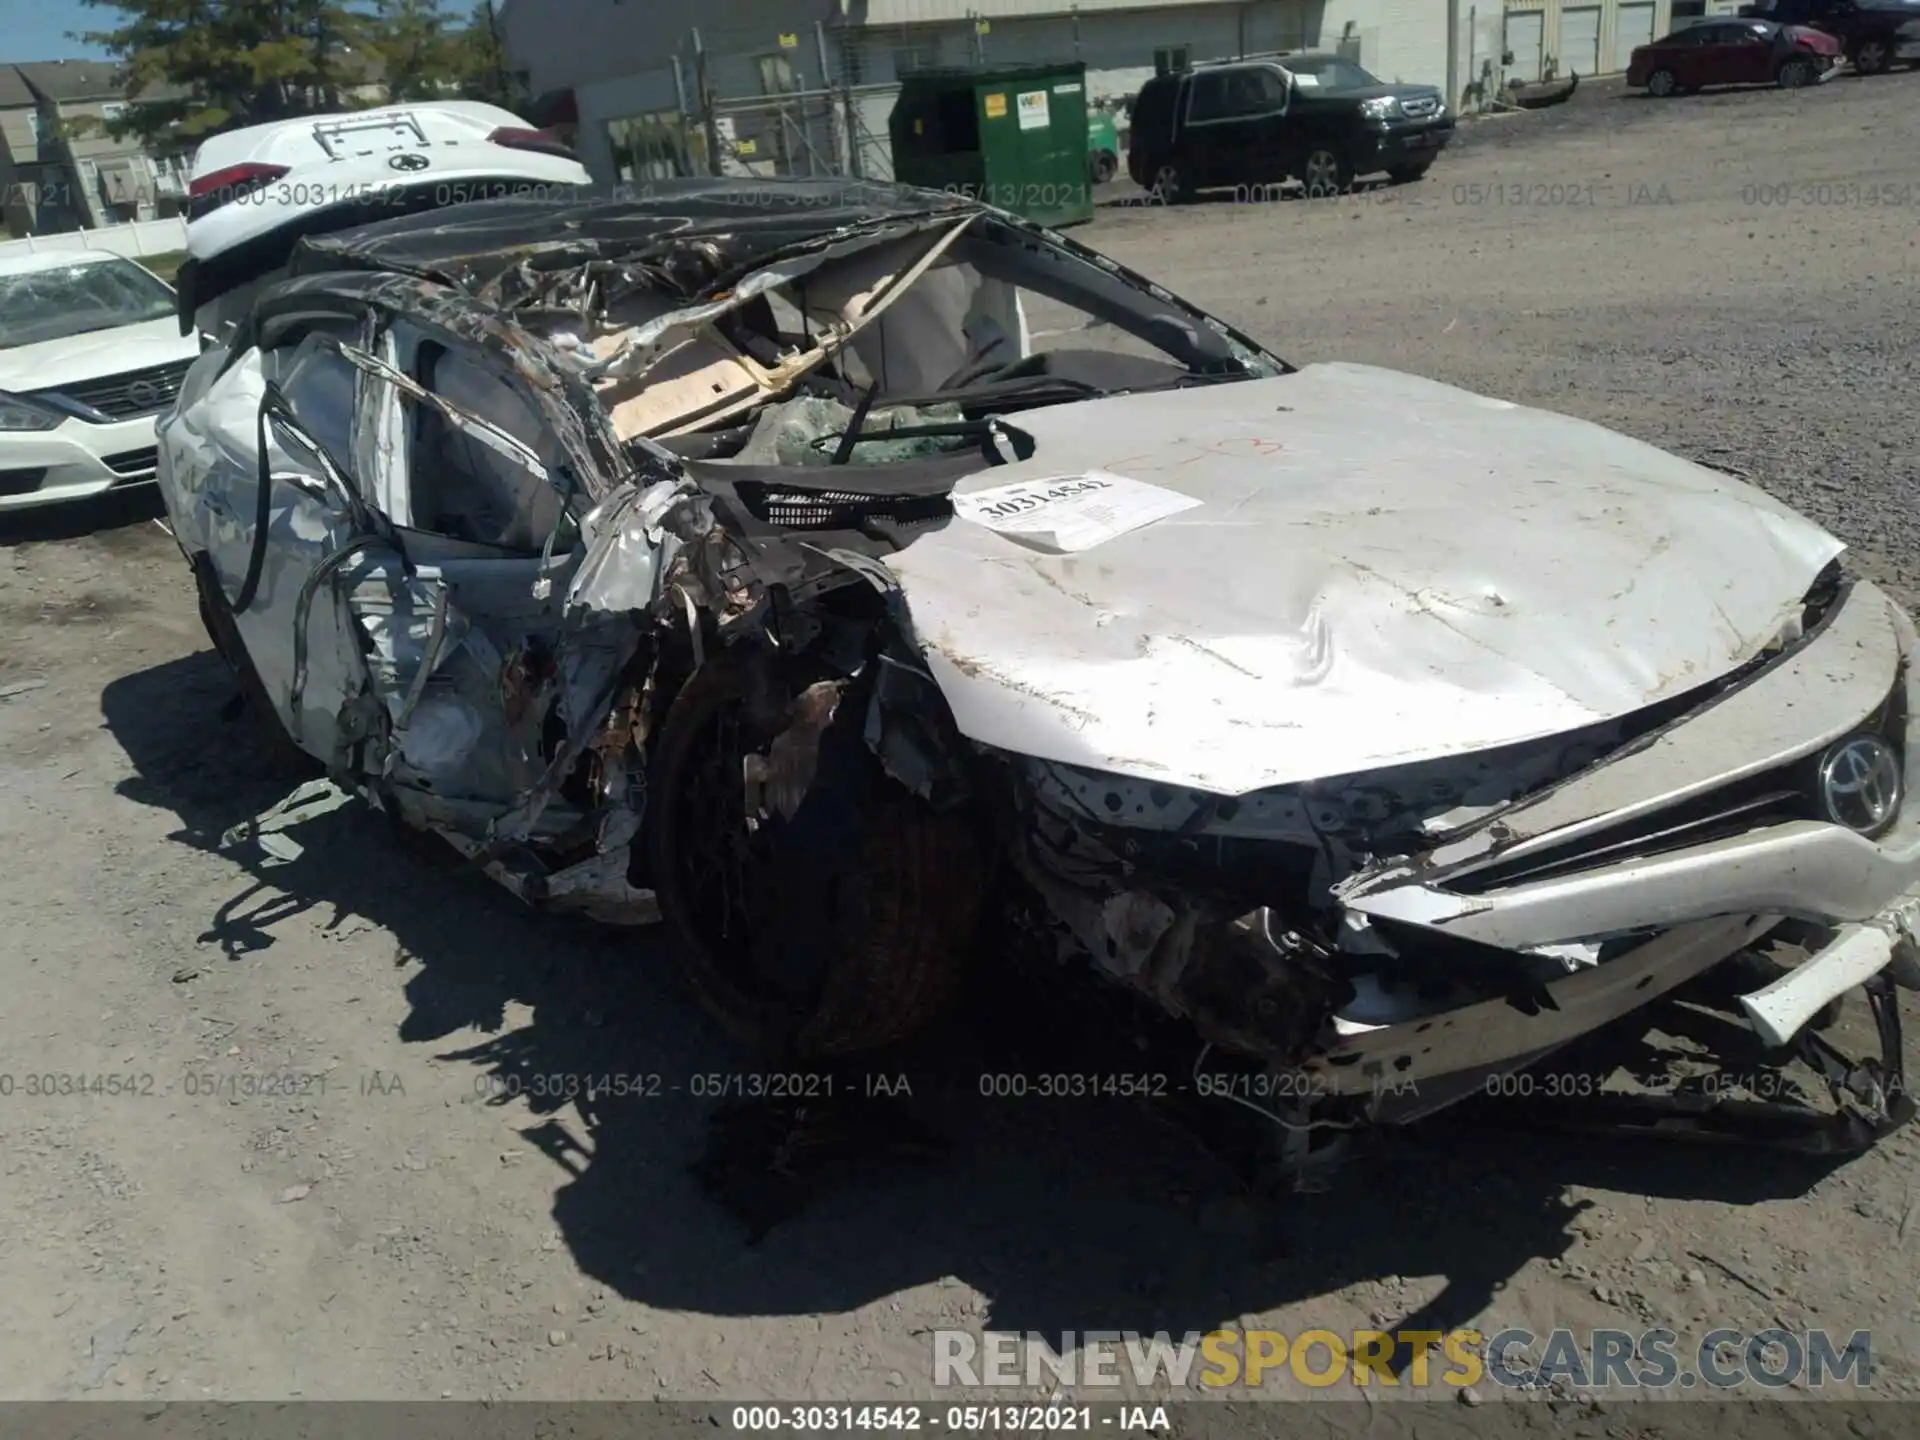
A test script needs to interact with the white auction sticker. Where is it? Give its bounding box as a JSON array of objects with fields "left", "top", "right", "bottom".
[{"left": 952, "top": 470, "right": 1202, "bottom": 553}]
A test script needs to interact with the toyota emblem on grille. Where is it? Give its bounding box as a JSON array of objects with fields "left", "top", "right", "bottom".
[
  {"left": 389, "top": 152, "right": 430, "bottom": 172},
  {"left": 125, "top": 379, "right": 163, "bottom": 410},
  {"left": 1817, "top": 733, "right": 1903, "bottom": 835}
]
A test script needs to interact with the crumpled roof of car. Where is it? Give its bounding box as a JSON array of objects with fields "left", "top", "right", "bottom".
[{"left": 289, "top": 178, "right": 977, "bottom": 297}]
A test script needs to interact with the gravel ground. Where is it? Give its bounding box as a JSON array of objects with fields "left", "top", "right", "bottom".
[
  {"left": 1089, "top": 75, "right": 1920, "bottom": 609},
  {"left": 2, "top": 74, "right": 1919, "bottom": 1409}
]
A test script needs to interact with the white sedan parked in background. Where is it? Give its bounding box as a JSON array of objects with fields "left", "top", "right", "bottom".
[
  {"left": 175, "top": 99, "right": 592, "bottom": 340},
  {"left": 0, "top": 250, "right": 201, "bottom": 512}
]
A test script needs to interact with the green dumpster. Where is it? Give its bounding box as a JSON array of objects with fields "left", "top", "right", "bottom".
[{"left": 889, "top": 62, "right": 1094, "bottom": 228}]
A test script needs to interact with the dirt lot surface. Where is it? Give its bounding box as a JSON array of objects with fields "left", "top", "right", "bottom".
[{"left": 4, "top": 76, "right": 1920, "bottom": 1410}]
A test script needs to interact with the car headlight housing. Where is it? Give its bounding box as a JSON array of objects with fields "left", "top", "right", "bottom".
[
  {"left": 1361, "top": 95, "right": 1399, "bottom": 119},
  {"left": 0, "top": 391, "right": 64, "bottom": 432}
]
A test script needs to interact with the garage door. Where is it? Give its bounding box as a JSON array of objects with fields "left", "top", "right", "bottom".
[
  {"left": 1561, "top": 6, "right": 1602, "bottom": 76},
  {"left": 1613, "top": 1, "right": 1657, "bottom": 71},
  {"left": 1504, "top": 9, "right": 1545, "bottom": 83}
]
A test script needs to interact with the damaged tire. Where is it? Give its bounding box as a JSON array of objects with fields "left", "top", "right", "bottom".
[
  {"left": 192, "top": 555, "right": 316, "bottom": 776},
  {"left": 647, "top": 652, "right": 988, "bottom": 1060}
]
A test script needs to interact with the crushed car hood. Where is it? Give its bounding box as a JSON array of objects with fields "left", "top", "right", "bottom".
[{"left": 882, "top": 363, "right": 1843, "bottom": 795}]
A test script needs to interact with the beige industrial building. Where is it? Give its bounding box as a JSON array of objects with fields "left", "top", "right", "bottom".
[{"left": 499, "top": 0, "right": 1698, "bottom": 187}]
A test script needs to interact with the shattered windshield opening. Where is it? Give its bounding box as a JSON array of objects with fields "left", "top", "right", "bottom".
[
  {"left": 0, "top": 258, "right": 176, "bottom": 348},
  {"left": 537, "top": 210, "right": 1279, "bottom": 472}
]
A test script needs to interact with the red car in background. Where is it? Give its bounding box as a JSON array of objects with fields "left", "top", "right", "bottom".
[{"left": 1628, "top": 17, "right": 1844, "bottom": 93}]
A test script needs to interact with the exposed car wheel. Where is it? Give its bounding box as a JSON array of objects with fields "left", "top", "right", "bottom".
[
  {"left": 1299, "top": 147, "right": 1353, "bottom": 197},
  {"left": 647, "top": 651, "right": 988, "bottom": 1061},
  {"left": 1851, "top": 38, "right": 1891, "bottom": 73},
  {"left": 1386, "top": 162, "right": 1432, "bottom": 185},
  {"left": 1645, "top": 68, "right": 1680, "bottom": 97},
  {"left": 1776, "top": 54, "right": 1816, "bottom": 87},
  {"left": 192, "top": 555, "right": 316, "bottom": 776},
  {"left": 1091, "top": 148, "right": 1119, "bottom": 184},
  {"left": 1151, "top": 162, "right": 1191, "bottom": 204}
]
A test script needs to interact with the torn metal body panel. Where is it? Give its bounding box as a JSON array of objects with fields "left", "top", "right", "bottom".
[
  {"left": 155, "top": 178, "right": 1919, "bottom": 1177},
  {"left": 880, "top": 365, "right": 1843, "bottom": 795},
  {"left": 1342, "top": 579, "right": 1913, "bottom": 939}
]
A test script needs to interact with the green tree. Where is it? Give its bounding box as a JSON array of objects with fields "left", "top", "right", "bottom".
[
  {"left": 75, "top": 0, "right": 377, "bottom": 144},
  {"left": 366, "top": 0, "right": 458, "bottom": 103},
  {"left": 452, "top": 1, "right": 517, "bottom": 109}
]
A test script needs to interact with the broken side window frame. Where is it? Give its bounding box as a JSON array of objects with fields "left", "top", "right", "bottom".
[
  {"left": 317, "top": 329, "right": 590, "bottom": 579},
  {"left": 587, "top": 214, "right": 985, "bottom": 442}
]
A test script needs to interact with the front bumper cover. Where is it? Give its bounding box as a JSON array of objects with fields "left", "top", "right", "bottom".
[
  {"left": 1022, "top": 578, "right": 1919, "bottom": 1128},
  {"left": 1355, "top": 121, "right": 1455, "bottom": 171},
  {"left": 0, "top": 415, "right": 163, "bottom": 510},
  {"left": 1314, "top": 578, "right": 1920, "bottom": 1096},
  {"left": 1340, "top": 578, "right": 1916, "bottom": 946}
]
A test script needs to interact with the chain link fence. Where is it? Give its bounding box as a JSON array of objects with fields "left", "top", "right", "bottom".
[
  {"left": 688, "top": 22, "right": 922, "bottom": 184},
  {"left": 600, "top": 10, "right": 1358, "bottom": 189}
]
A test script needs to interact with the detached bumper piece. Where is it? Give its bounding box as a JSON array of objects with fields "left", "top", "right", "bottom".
[{"left": 1487, "top": 967, "right": 1915, "bottom": 1156}]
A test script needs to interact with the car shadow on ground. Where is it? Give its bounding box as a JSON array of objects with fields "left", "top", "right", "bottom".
[
  {"left": 100, "top": 649, "right": 1848, "bottom": 1356},
  {"left": 0, "top": 487, "right": 165, "bottom": 547}
]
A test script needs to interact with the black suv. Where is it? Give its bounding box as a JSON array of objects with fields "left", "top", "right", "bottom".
[
  {"left": 1126, "top": 53, "right": 1453, "bottom": 202},
  {"left": 1739, "top": 0, "right": 1920, "bottom": 72}
]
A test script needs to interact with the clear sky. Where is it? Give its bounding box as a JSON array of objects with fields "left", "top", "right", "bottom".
[{"left": 1, "top": 0, "right": 113, "bottom": 64}]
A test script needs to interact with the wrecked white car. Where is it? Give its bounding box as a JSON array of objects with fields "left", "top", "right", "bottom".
[{"left": 155, "top": 179, "right": 1919, "bottom": 1175}]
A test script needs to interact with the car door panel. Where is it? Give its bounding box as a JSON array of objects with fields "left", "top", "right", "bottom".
[
  {"left": 1181, "top": 69, "right": 1283, "bottom": 188},
  {"left": 1738, "top": 28, "right": 1779, "bottom": 79},
  {"left": 1243, "top": 68, "right": 1293, "bottom": 184},
  {"left": 1717, "top": 31, "right": 1756, "bottom": 81},
  {"left": 338, "top": 549, "right": 563, "bottom": 830},
  {"left": 236, "top": 427, "right": 373, "bottom": 767},
  {"left": 1179, "top": 74, "right": 1234, "bottom": 186},
  {"left": 325, "top": 333, "right": 589, "bottom": 831},
  {"left": 178, "top": 333, "right": 379, "bottom": 769},
  {"left": 311, "top": 324, "right": 648, "bottom": 851},
  {"left": 1224, "top": 115, "right": 1278, "bottom": 187},
  {"left": 1282, "top": 99, "right": 1343, "bottom": 176},
  {"left": 1666, "top": 33, "right": 1698, "bottom": 83},
  {"left": 184, "top": 315, "right": 604, "bottom": 835},
  {"left": 1679, "top": 30, "right": 1721, "bottom": 83}
]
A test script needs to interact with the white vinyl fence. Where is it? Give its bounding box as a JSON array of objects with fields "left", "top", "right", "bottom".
[{"left": 0, "top": 216, "right": 188, "bottom": 263}]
